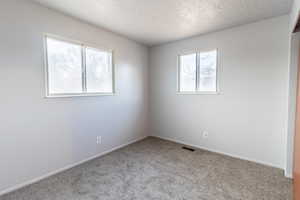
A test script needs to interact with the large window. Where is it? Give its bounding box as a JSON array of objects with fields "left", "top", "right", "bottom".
[
  {"left": 45, "top": 36, "right": 114, "bottom": 97},
  {"left": 178, "top": 50, "right": 218, "bottom": 94}
]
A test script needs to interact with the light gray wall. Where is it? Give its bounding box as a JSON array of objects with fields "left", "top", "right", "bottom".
[
  {"left": 149, "top": 15, "right": 290, "bottom": 169},
  {"left": 0, "top": 0, "right": 148, "bottom": 193}
]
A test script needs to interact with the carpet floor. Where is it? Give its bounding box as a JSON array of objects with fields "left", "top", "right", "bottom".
[{"left": 0, "top": 137, "right": 292, "bottom": 200}]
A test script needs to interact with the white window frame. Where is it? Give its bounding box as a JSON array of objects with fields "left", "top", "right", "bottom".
[
  {"left": 43, "top": 34, "right": 115, "bottom": 98},
  {"left": 177, "top": 49, "right": 220, "bottom": 95}
]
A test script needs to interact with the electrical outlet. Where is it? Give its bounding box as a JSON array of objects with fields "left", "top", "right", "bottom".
[
  {"left": 96, "top": 136, "right": 101, "bottom": 144},
  {"left": 202, "top": 131, "right": 209, "bottom": 139}
]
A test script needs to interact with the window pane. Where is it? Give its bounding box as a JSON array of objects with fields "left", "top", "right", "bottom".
[
  {"left": 199, "top": 50, "right": 217, "bottom": 92},
  {"left": 179, "top": 54, "right": 197, "bottom": 92},
  {"left": 46, "top": 38, "right": 82, "bottom": 94},
  {"left": 86, "top": 48, "right": 113, "bottom": 93}
]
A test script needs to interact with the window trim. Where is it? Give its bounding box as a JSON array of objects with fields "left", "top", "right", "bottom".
[
  {"left": 43, "top": 34, "right": 115, "bottom": 98},
  {"left": 177, "top": 49, "right": 220, "bottom": 95}
]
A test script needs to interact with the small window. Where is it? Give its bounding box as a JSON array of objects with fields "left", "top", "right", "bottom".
[
  {"left": 178, "top": 50, "right": 218, "bottom": 94},
  {"left": 45, "top": 36, "right": 114, "bottom": 97},
  {"left": 86, "top": 47, "right": 113, "bottom": 93}
]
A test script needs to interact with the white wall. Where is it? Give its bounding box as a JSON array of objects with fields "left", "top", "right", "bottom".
[
  {"left": 149, "top": 15, "right": 290, "bottom": 169},
  {"left": 0, "top": 0, "right": 148, "bottom": 193}
]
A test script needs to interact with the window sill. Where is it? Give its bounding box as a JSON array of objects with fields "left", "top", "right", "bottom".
[
  {"left": 176, "top": 91, "right": 220, "bottom": 95},
  {"left": 45, "top": 92, "right": 116, "bottom": 98}
]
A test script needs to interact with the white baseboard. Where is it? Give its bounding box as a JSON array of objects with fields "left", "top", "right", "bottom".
[
  {"left": 284, "top": 171, "right": 293, "bottom": 179},
  {"left": 0, "top": 135, "right": 148, "bottom": 197},
  {"left": 153, "top": 135, "right": 286, "bottom": 172}
]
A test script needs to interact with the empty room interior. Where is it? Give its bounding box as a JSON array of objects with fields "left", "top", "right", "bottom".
[{"left": 2, "top": 0, "right": 300, "bottom": 199}]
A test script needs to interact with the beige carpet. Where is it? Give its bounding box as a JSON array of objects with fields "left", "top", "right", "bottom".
[{"left": 0, "top": 137, "right": 292, "bottom": 200}]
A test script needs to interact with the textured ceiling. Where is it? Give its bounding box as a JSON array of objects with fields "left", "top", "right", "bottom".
[{"left": 31, "top": 0, "right": 292, "bottom": 46}]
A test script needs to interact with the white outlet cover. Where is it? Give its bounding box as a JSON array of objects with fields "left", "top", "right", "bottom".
[
  {"left": 203, "top": 131, "right": 209, "bottom": 138},
  {"left": 97, "top": 136, "right": 101, "bottom": 144}
]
